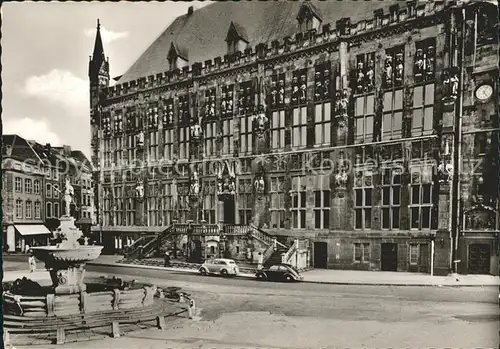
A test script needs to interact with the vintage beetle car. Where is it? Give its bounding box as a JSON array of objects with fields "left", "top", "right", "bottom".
[
  {"left": 255, "top": 263, "right": 303, "bottom": 282},
  {"left": 199, "top": 258, "right": 239, "bottom": 276}
]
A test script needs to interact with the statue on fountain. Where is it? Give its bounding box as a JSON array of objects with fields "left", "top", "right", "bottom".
[{"left": 64, "top": 177, "right": 74, "bottom": 217}]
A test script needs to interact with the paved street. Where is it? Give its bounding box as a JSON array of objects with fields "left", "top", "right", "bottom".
[{"left": 5, "top": 257, "right": 499, "bottom": 348}]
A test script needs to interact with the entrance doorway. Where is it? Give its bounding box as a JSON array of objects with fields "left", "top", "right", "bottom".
[
  {"left": 381, "top": 243, "right": 398, "bottom": 271},
  {"left": 224, "top": 197, "right": 235, "bottom": 224},
  {"left": 468, "top": 244, "right": 491, "bottom": 274},
  {"left": 313, "top": 242, "right": 328, "bottom": 269},
  {"left": 190, "top": 239, "right": 203, "bottom": 263}
]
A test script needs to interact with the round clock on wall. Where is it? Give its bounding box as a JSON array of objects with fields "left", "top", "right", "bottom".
[{"left": 475, "top": 84, "right": 493, "bottom": 102}]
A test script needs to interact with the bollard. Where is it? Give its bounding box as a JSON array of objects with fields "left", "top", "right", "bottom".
[
  {"left": 179, "top": 293, "right": 185, "bottom": 303},
  {"left": 4, "top": 329, "right": 10, "bottom": 346},
  {"left": 188, "top": 299, "right": 196, "bottom": 319}
]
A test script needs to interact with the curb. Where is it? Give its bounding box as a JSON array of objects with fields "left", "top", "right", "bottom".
[{"left": 86, "top": 261, "right": 500, "bottom": 288}]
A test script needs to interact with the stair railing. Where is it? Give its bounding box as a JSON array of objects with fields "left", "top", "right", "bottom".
[
  {"left": 137, "top": 226, "right": 174, "bottom": 259},
  {"left": 248, "top": 224, "right": 287, "bottom": 249},
  {"left": 262, "top": 244, "right": 275, "bottom": 264},
  {"left": 282, "top": 239, "right": 298, "bottom": 264}
]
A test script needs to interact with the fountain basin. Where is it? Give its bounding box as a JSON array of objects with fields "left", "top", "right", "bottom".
[{"left": 31, "top": 246, "right": 103, "bottom": 266}]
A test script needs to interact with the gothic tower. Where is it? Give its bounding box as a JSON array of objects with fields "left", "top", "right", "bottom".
[{"left": 88, "top": 19, "right": 109, "bottom": 229}]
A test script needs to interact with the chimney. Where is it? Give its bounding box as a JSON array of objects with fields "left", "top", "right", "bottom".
[
  {"left": 187, "top": 6, "right": 194, "bottom": 15},
  {"left": 45, "top": 143, "right": 52, "bottom": 153}
]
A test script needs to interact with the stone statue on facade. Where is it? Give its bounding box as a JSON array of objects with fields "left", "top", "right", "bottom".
[
  {"left": 438, "top": 160, "right": 453, "bottom": 183},
  {"left": 365, "top": 60, "right": 374, "bottom": 92},
  {"left": 253, "top": 107, "right": 268, "bottom": 140},
  {"left": 414, "top": 48, "right": 424, "bottom": 79},
  {"left": 64, "top": 177, "right": 74, "bottom": 217},
  {"left": 395, "top": 52, "right": 404, "bottom": 85},
  {"left": 278, "top": 80, "right": 285, "bottom": 104},
  {"left": 136, "top": 131, "right": 145, "bottom": 147},
  {"left": 384, "top": 55, "right": 393, "bottom": 87},
  {"left": 335, "top": 90, "right": 349, "bottom": 128},
  {"left": 425, "top": 46, "right": 435, "bottom": 78},
  {"left": 190, "top": 171, "right": 200, "bottom": 197},
  {"left": 356, "top": 62, "right": 365, "bottom": 94},
  {"left": 135, "top": 182, "right": 144, "bottom": 199},
  {"left": 254, "top": 175, "right": 265, "bottom": 195},
  {"left": 299, "top": 75, "right": 307, "bottom": 103},
  {"left": 443, "top": 68, "right": 459, "bottom": 101}
]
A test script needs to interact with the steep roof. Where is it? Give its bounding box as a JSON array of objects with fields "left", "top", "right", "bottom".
[
  {"left": 2, "top": 134, "right": 40, "bottom": 162},
  {"left": 117, "top": 1, "right": 399, "bottom": 84}
]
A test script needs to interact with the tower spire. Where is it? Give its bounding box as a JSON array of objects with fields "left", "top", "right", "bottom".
[{"left": 92, "top": 18, "right": 105, "bottom": 64}]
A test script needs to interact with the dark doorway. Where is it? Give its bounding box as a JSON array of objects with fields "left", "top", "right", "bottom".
[
  {"left": 224, "top": 197, "right": 235, "bottom": 224},
  {"left": 381, "top": 243, "right": 398, "bottom": 271},
  {"left": 418, "top": 243, "right": 430, "bottom": 273},
  {"left": 313, "top": 242, "right": 328, "bottom": 269},
  {"left": 190, "top": 239, "right": 203, "bottom": 263},
  {"left": 468, "top": 244, "right": 491, "bottom": 274}
]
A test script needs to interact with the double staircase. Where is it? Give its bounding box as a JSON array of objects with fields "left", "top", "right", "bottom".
[
  {"left": 122, "top": 223, "right": 310, "bottom": 269},
  {"left": 124, "top": 226, "right": 174, "bottom": 260}
]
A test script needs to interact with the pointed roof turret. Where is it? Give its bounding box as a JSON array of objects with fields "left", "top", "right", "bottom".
[{"left": 92, "top": 19, "right": 106, "bottom": 69}]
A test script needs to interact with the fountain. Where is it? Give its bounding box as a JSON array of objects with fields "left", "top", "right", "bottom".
[
  {"left": 31, "top": 178, "right": 103, "bottom": 294},
  {"left": 3, "top": 177, "right": 194, "bottom": 346}
]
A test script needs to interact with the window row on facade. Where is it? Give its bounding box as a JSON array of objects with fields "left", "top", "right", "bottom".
[{"left": 15, "top": 199, "right": 43, "bottom": 220}]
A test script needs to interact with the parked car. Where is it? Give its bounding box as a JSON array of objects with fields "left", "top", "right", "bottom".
[
  {"left": 255, "top": 263, "right": 303, "bottom": 282},
  {"left": 199, "top": 258, "right": 239, "bottom": 276}
]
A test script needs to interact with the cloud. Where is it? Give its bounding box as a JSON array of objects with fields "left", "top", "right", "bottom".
[
  {"left": 3, "top": 117, "right": 62, "bottom": 146},
  {"left": 23, "top": 69, "right": 88, "bottom": 111},
  {"left": 84, "top": 26, "right": 129, "bottom": 44}
]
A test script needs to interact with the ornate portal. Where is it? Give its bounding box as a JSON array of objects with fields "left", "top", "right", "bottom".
[
  {"left": 463, "top": 204, "right": 497, "bottom": 231},
  {"left": 217, "top": 161, "right": 236, "bottom": 200}
]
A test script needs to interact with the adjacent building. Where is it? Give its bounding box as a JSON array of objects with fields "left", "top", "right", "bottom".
[
  {"left": 89, "top": 1, "right": 499, "bottom": 274},
  {"left": 2, "top": 135, "right": 95, "bottom": 252}
]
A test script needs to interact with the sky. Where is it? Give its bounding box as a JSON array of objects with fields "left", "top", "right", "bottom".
[{"left": 2, "top": 1, "right": 210, "bottom": 158}]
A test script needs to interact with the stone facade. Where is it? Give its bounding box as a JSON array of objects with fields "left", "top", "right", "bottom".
[{"left": 90, "top": 1, "right": 499, "bottom": 274}]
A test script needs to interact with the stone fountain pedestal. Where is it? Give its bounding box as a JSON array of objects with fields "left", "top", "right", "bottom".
[{"left": 31, "top": 216, "right": 103, "bottom": 295}]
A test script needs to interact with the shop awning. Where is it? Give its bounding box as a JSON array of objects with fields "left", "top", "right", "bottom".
[{"left": 15, "top": 225, "right": 52, "bottom": 236}]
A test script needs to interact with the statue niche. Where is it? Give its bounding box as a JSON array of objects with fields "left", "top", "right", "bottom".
[
  {"left": 334, "top": 89, "right": 349, "bottom": 128},
  {"left": 217, "top": 161, "right": 236, "bottom": 200},
  {"left": 252, "top": 106, "right": 269, "bottom": 152},
  {"left": 189, "top": 170, "right": 201, "bottom": 200}
]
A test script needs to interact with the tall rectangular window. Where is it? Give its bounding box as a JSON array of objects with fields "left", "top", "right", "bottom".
[
  {"left": 34, "top": 201, "right": 41, "bottom": 219},
  {"left": 355, "top": 52, "right": 375, "bottom": 95},
  {"left": 382, "top": 89, "right": 403, "bottom": 140},
  {"left": 203, "top": 180, "right": 216, "bottom": 224},
  {"left": 314, "top": 102, "right": 331, "bottom": 145},
  {"left": 25, "top": 179, "right": 32, "bottom": 194},
  {"left": 162, "top": 98, "right": 174, "bottom": 127},
  {"left": 238, "top": 81, "right": 254, "bottom": 115},
  {"left": 291, "top": 176, "right": 306, "bottom": 229},
  {"left": 381, "top": 168, "right": 401, "bottom": 230},
  {"left": 204, "top": 121, "right": 217, "bottom": 157},
  {"left": 383, "top": 46, "right": 404, "bottom": 89},
  {"left": 409, "top": 164, "right": 434, "bottom": 230},
  {"left": 354, "top": 158, "right": 373, "bottom": 230},
  {"left": 177, "top": 183, "right": 190, "bottom": 223},
  {"left": 292, "top": 107, "right": 307, "bottom": 148},
  {"left": 239, "top": 115, "right": 253, "bottom": 154},
  {"left": 291, "top": 69, "right": 307, "bottom": 106},
  {"left": 53, "top": 185, "right": 59, "bottom": 199},
  {"left": 414, "top": 38, "right": 436, "bottom": 83},
  {"left": 148, "top": 131, "right": 158, "bottom": 162},
  {"left": 114, "top": 137, "right": 124, "bottom": 166},
  {"left": 16, "top": 200, "right": 23, "bottom": 219},
  {"left": 178, "top": 95, "right": 190, "bottom": 126},
  {"left": 54, "top": 203, "right": 60, "bottom": 218},
  {"left": 163, "top": 128, "right": 174, "bottom": 160},
  {"left": 46, "top": 183, "right": 52, "bottom": 198},
  {"left": 238, "top": 178, "right": 253, "bottom": 225},
  {"left": 179, "top": 127, "right": 190, "bottom": 159},
  {"left": 409, "top": 244, "right": 419, "bottom": 265},
  {"left": 271, "top": 110, "right": 285, "bottom": 149},
  {"left": 270, "top": 176, "right": 285, "bottom": 228},
  {"left": 15, "top": 177, "right": 22, "bottom": 193},
  {"left": 269, "top": 73, "right": 285, "bottom": 110},
  {"left": 34, "top": 180, "right": 40, "bottom": 194},
  {"left": 222, "top": 119, "right": 234, "bottom": 155},
  {"left": 25, "top": 201, "right": 32, "bottom": 219},
  {"left": 412, "top": 84, "right": 434, "bottom": 137},
  {"left": 354, "top": 95, "right": 375, "bottom": 143},
  {"left": 46, "top": 202, "right": 52, "bottom": 219},
  {"left": 126, "top": 135, "right": 136, "bottom": 164},
  {"left": 221, "top": 85, "right": 234, "bottom": 118},
  {"left": 314, "top": 175, "right": 330, "bottom": 229}
]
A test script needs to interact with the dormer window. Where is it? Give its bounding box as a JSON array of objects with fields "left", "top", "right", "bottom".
[
  {"left": 167, "top": 42, "right": 188, "bottom": 71},
  {"left": 297, "top": 3, "right": 322, "bottom": 32},
  {"left": 225, "top": 21, "right": 249, "bottom": 54}
]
